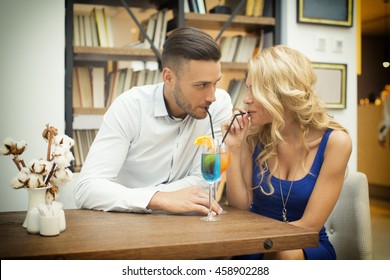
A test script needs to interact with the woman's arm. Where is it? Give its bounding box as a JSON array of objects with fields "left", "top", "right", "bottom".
[
  {"left": 290, "top": 130, "right": 352, "bottom": 232},
  {"left": 222, "top": 111, "right": 254, "bottom": 209}
]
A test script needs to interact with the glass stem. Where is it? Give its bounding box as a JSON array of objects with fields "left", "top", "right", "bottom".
[
  {"left": 208, "top": 184, "right": 213, "bottom": 217},
  {"left": 213, "top": 181, "right": 218, "bottom": 202}
]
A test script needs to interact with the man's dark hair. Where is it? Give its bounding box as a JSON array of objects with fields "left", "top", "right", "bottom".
[{"left": 161, "top": 27, "right": 221, "bottom": 74}]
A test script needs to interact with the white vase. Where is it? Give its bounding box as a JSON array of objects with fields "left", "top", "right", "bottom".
[{"left": 23, "top": 186, "right": 51, "bottom": 229}]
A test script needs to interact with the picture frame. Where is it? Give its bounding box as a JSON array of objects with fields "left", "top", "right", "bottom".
[
  {"left": 312, "top": 63, "right": 347, "bottom": 109},
  {"left": 298, "top": 0, "right": 353, "bottom": 27}
]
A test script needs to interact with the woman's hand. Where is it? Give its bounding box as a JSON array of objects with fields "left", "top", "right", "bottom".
[{"left": 221, "top": 109, "right": 250, "bottom": 153}]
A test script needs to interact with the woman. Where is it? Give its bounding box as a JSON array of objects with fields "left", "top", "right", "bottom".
[{"left": 223, "top": 45, "right": 352, "bottom": 260}]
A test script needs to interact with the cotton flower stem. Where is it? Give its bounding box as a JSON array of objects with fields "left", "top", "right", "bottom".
[
  {"left": 46, "top": 132, "right": 53, "bottom": 161},
  {"left": 12, "top": 156, "right": 21, "bottom": 171},
  {"left": 44, "top": 163, "right": 56, "bottom": 187},
  {"left": 20, "top": 159, "right": 26, "bottom": 168}
]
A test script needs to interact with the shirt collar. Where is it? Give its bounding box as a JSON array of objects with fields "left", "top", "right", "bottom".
[
  {"left": 154, "top": 83, "right": 169, "bottom": 117},
  {"left": 154, "top": 83, "right": 185, "bottom": 121}
]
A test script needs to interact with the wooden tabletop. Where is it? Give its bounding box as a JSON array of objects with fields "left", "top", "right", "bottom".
[{"left": 0, "top": 207, "right": 318, "bottom": 259}]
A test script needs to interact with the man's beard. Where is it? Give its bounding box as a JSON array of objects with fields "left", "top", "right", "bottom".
[{"left": 172, "top": 83, "right": 206, "bottom": 119}]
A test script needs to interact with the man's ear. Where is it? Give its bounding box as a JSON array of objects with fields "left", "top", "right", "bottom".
[{"left": 162, "top": 67, "right": 175, "bottom": 84}]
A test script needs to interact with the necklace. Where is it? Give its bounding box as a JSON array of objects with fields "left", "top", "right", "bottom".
[{"left": 278, "top": 161, "right": 299, "bottom": 223}]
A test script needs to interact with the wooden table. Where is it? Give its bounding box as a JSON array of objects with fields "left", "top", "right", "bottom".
[{"left": 0, "top": 207, "right": 318, "bottom": 259}]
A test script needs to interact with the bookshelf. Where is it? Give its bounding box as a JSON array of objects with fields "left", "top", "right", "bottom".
[{"left": 65, "top": 0, "right": 281, "bottom": 170}]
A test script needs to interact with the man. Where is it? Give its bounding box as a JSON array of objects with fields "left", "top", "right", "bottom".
[{"left": 74, "top": 27, "right": 232, "bottom": 215}]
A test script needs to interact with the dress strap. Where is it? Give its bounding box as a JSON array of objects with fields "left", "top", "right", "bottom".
[{"left": 310, "top": 129, "right": 333, "bottom": 175}]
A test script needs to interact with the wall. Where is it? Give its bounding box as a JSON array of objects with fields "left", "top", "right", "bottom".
[
  {"left": 358, "top": 105, "right": 390, "bottom": 186},
  {"left": 280, "top": 0, "right": 358, "bottom": 172},
  {"left": 0, "top": 0, "right": 65, "bottom": 211},
  {"left": 358, "top": 36, "right": 389, "bottom": 100}
]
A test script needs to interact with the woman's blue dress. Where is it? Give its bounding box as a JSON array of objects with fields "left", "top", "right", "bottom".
[{"left": 235, "top": 129, "right": 336, "bottom": 260}]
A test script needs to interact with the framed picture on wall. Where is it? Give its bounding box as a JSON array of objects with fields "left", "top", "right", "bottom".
[
  {"left": 298, "top": 0, "right": 353, "bottom": 27},
  {"left": 312, "top": 63, "right": 347, "bottom": 109}
]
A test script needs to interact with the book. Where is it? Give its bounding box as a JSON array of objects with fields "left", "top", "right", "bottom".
[
  {"left": 72, "top": 130, "right": 81, "bottom": 168},
  {"left": 220, "top": 36, "right": 232, "bottom": 62},
  {"left": 79, "top": 15, "right": 85, "bottom": 46},
  {"left": 91, "top": 67, "right": 105, "bottom": 108},
  {"left": 76, "top": 67, "right": 93, "bottom": 108},
  {"left": 245, "top": 0, "right": 255, "bottom": 16},
  {"left": 106, "top": 70, "right": 119, "bottom": 107},
  {"left": 105, "top": 13, "right": 114, "bottom": 47},
  {"left": 93, "top": 7, "right": 108, "bottom": 47},
  {"left": 159, "top": 9, "right": 168, "bottom": 49},
  {"left": 225, "top": 36, "right": 239, "bottom": 62},
  {"left": 123, "top": 68, "right": 134, "bottom": 92},
  {"left": 83, "top": 15, "right": 93, "bottom": 47},
  {"left": 253, "top": 0, "right": 264, "bottom": 17},
  {"left": 73, "top": 15, "right": 80, "bottom": 46},
  {"left": 188, "top": 0, "right": 199, "bottom": 13},
  {"left": 74, "top": 130, "right": 85, "bottom": 165},
  {"left": 153, "top": 10, "right": 164, "bottom": 50},
  {"left": 116, "top": 69, "right": 127, "bottom": 96},
  {"left": 136, "top": 69, "right": 147, "bottom": 86},
  {"left": 89, "top": 14, "right": 99, "bottom": 47},
  {"left": 72, "top": 68, "right": 81, "bottom": 108},
  {"left": 196, "top": 0, "right": 206, "bottom": 14}
]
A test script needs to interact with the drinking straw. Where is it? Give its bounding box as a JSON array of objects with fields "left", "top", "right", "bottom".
[
  {"left": 206, "top": 108, "right": 215, "bottom": 139},
  {"left": 221, "top": 112, "right": 247, "bottom": 144}
]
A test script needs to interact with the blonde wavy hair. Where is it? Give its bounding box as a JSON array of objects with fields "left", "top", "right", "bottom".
[{"left": 246, "top": 45, "right": 348, "bottom": 195}]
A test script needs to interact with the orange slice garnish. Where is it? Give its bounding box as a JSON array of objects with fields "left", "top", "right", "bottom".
[{"left": 194, "top": 135, "right": 213, "bottom": 148}]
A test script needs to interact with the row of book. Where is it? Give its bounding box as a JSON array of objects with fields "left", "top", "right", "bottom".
[
  {"left": 74, "top": 7, "right": 113, "bottom": 47},
  {"left": 220, "top": 31, "right": 264, "bottom": 63},
  {"left": 127, "top": 9, "right": 168, "bottom": 50},
  {"left": 245, "top": 0, "right": 265, "bottom": 17},
  {"left": 106, "top": 66, "right": 163, "bottom": 107},
  {"left": 185, "top": 0, "right": 264, "bottom": 16},
  {"left": 72, "top": 129, "right": 98, "bottom": 169},
  {"left": 184, "top": 0, "right": 207, "bottom": 13},
  {"left": 73, "top": 63, "right": 162, "bottom": 109}
]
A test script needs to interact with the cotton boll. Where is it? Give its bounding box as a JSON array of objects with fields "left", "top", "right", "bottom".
[
  {"left": 10, "top": 176, "right": 25, "bottom": 189},
  {"left": 42, "top": 124, "right": 58, "bottom": 141},
  {"left": 51, "top": 168, "right": 73, "bottom": 185},
  {"left": 27, "top": 173, "right": 45, "bottom": 188},
  {"left": 17, "top": 167, "right": 31, "bottom": 183},
  {"left": 15, "top": 140, "right": 27, "bottom": 154},
  {"left": 52, "top": 146, "right": 71, "bottom": 168},
  {"left": 29, "top": 159, "right": 44, "bottom": 174},
  {"left": 54, "top": 134, "right": 75, "bottom": 148},
  {"left": 3, "top": 137, "right": 16, "bottom": 146},
  {"left": 0, "top": 145, "right": 10, "bottom": 155},
  {"left": 41, "top": 160, "right": 53, "bottom": 176}
]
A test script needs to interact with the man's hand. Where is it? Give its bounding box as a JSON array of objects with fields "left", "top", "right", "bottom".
[{"left": 147, "top": 186, "right": 223, "bottom": 215}]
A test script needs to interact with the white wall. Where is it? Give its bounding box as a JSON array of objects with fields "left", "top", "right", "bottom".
[
  {"left": 0, "top": 0, "right": 65, "bottom": 211},
  {"left": 280, "top": 0, "right": 358, "bottom": 172}
]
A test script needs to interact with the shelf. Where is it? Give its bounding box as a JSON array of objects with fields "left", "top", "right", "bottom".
[
  {"left": 73, "top": 46, "right": 159, "bottom": 62},
  {"left": 73, "top": 0, "right": 171, "bottom": 9},
  {"left": 74, "top": 107, "right": 107, "bottom": 115},
  {"left": 184, "top": 13, "right": 275, "bottom": 32},
  {"left": 74, "top": 46, "right": 248, "bottom": 69}
]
